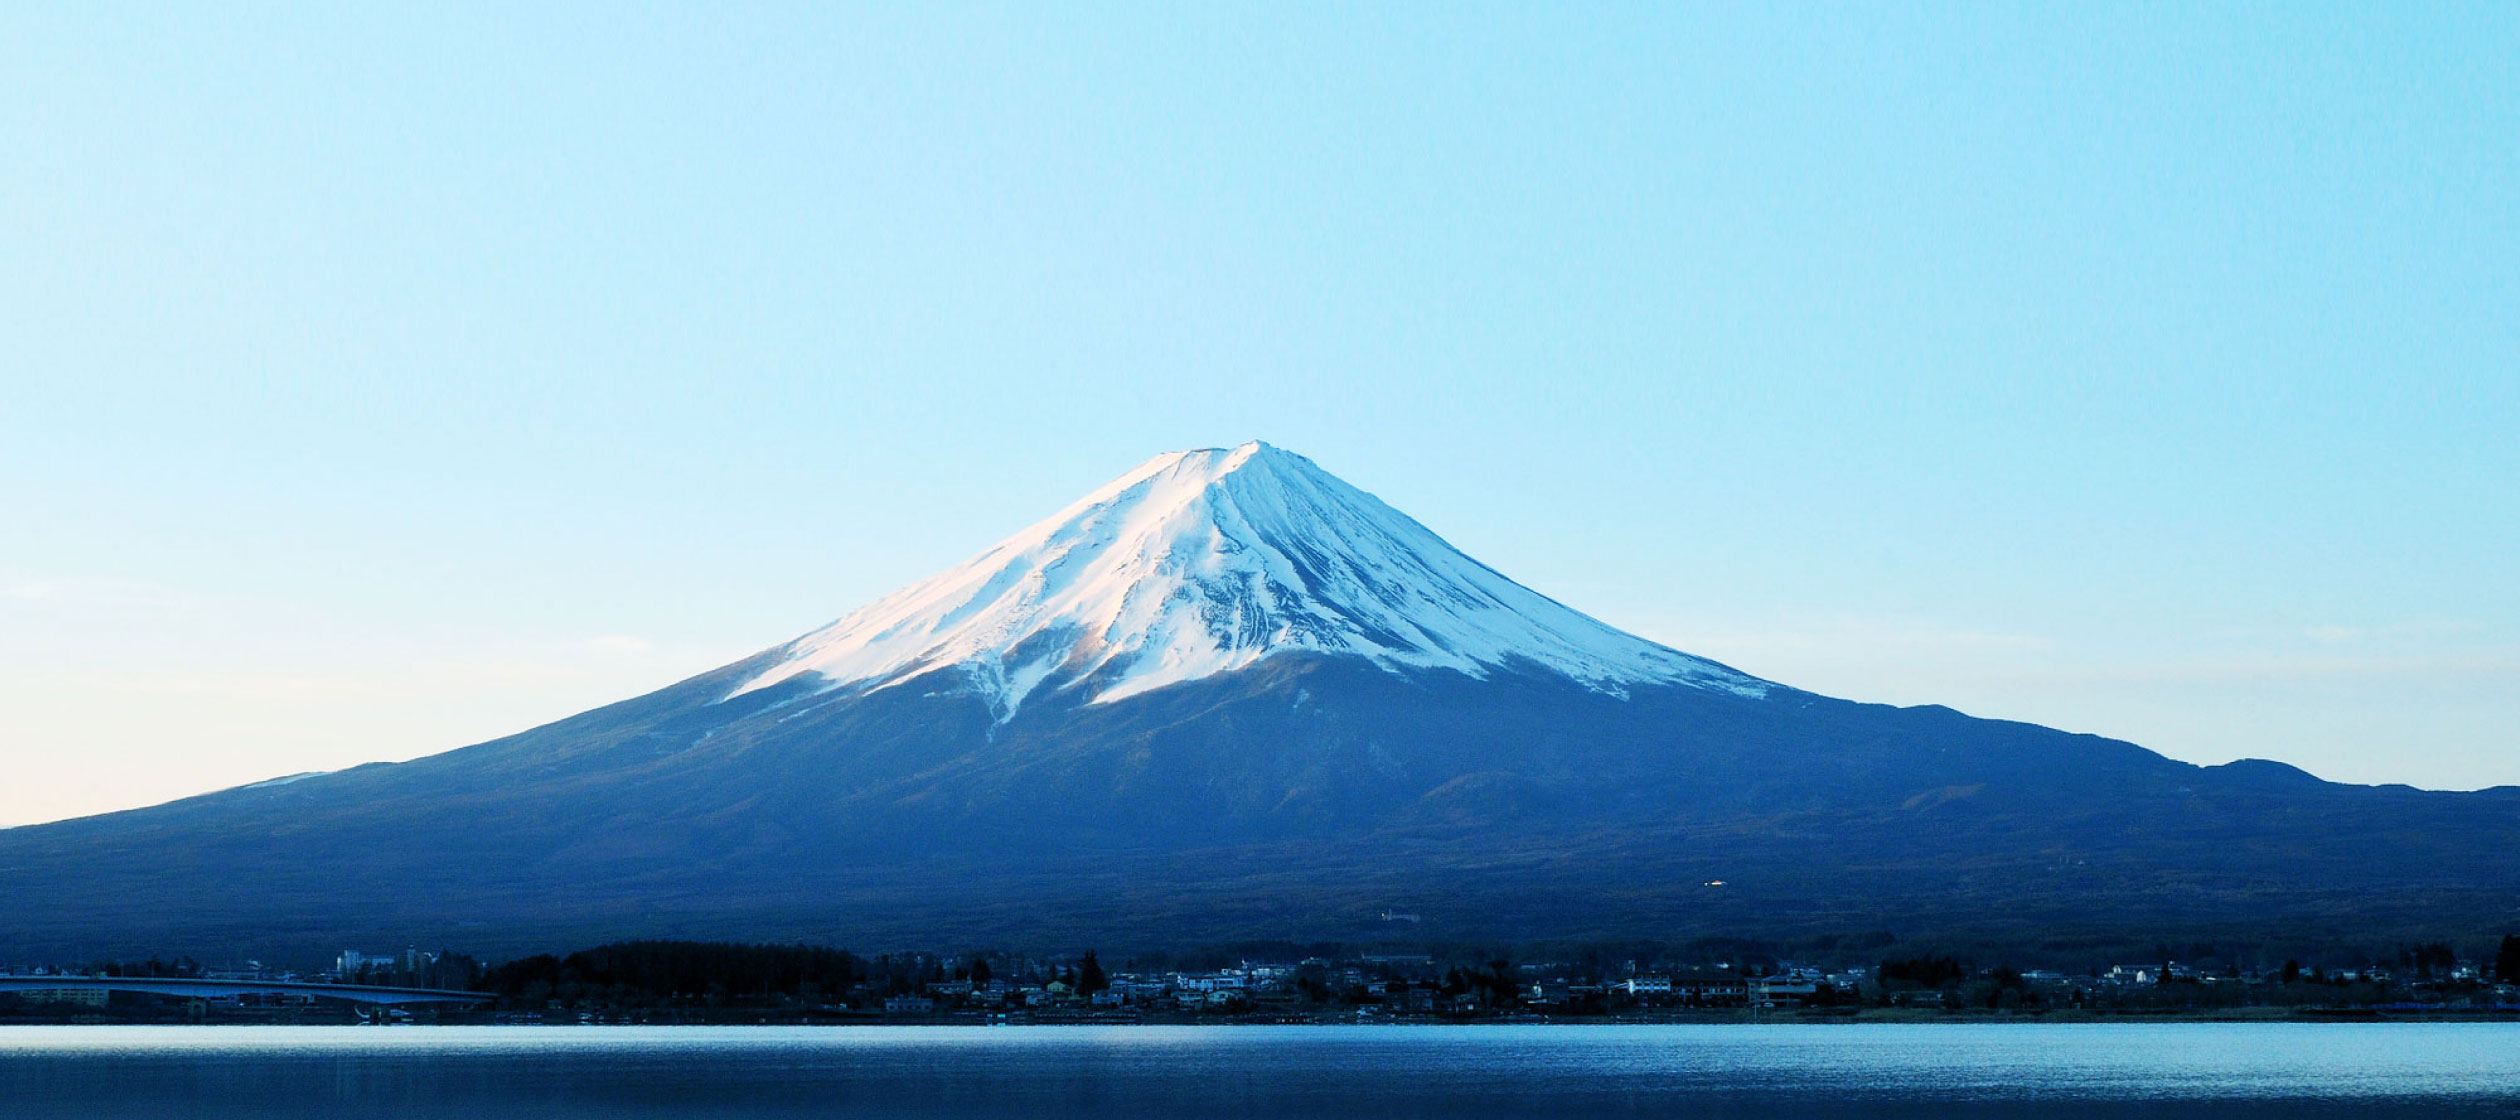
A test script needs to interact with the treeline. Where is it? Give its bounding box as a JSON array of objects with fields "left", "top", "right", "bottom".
[
  {"left": 464, "top": 931, "right": 2520, "bottom": 1011},
  {"left": 1121, "top": 933, "right": 1902, "bottom": 977},
  {"left": 479, "top": 941, "right": 866, "bottom": 1002},
  {"left": 85, "top": 957, "right": 205, "bottom": 979}
]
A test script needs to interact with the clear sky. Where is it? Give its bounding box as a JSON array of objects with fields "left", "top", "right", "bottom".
[{"left": 3, "top": 3, "right": 2514, "bottom": 827}]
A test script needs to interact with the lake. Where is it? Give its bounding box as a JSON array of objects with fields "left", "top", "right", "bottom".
[{"left": 2, "top": 1023, "right": 2515, "bottom": 1118}]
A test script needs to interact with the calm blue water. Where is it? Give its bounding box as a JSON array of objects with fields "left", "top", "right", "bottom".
[{"left": 2, "top": 1023, "right": 2516, "bottom": 1118}]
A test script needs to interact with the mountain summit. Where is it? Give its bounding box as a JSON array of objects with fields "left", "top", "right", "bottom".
[
  {"left": 2, "top": 443, "right": 2514, "bottom": 960},
  {"left": 732, "top": 441, "right": 1762, "bottom": 719}
]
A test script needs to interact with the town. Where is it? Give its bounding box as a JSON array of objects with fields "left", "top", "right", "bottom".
[{"left": 6, "top": 936, "right": 2519, "bottom": 1025}]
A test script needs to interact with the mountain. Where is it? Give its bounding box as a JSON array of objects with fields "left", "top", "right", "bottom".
[
  {"left": 730, "top": 441, "right": 1765, "bottom": 717},
  {"left": 2, "top": 442, "right": 2515, "bottom": 961}
]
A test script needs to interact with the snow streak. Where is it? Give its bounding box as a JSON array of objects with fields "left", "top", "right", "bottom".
[{"left": 726, "top": 442, "right": 1766, "bottom": 718}]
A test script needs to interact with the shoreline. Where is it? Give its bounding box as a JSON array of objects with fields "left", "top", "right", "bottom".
[{"left": 11, "top": 1007, "right": 2520, "bottom": 1028}]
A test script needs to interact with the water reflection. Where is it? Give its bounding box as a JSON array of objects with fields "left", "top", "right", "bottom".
[{"left": 2, "top": 1024, "right": 2515, "bottom": 1118}]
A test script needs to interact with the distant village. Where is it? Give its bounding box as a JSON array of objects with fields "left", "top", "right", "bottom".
[{"left": 8, "top": 936, "right": 2520, "bottom": 1024}]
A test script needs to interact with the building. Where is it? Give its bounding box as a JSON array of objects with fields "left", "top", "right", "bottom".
[{"left": 1751, "top": 976, "right": 1818, "bottom": 1004}]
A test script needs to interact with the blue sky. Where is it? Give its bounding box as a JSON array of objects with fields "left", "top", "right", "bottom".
[{"left": 3, "top": 3, "right": 2514, "bottom": 825}]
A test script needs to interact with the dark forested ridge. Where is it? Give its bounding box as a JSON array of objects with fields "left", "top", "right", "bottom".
[{"left": 479, "top": 941, "right": 868, "bottom": 1003}]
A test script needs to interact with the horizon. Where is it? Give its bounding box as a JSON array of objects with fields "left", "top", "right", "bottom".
[{"left": 5, "top": 4, "right": 2517, "bottom": 827}]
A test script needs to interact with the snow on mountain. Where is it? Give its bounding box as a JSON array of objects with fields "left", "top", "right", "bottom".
[{"left": 726, "top": 441, "right": 1766, "bottom": 719}]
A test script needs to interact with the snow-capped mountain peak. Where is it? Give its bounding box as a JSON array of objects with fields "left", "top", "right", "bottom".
[{"left": 726, "top": 441, "right": 1765, "bottom": 718}]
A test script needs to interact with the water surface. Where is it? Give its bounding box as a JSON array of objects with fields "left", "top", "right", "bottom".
[{"left": 2, "top": 1023, "right": 2515, "bottom": 1118}]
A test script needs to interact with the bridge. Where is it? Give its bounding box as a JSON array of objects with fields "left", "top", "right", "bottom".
[{"left": 0, "top": 974, "right": 493, "bottom": 1006}]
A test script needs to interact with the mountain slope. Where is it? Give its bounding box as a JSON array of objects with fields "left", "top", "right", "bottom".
[{"left": 0, "top": 443, "right": 2514, "bottom": 960}]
